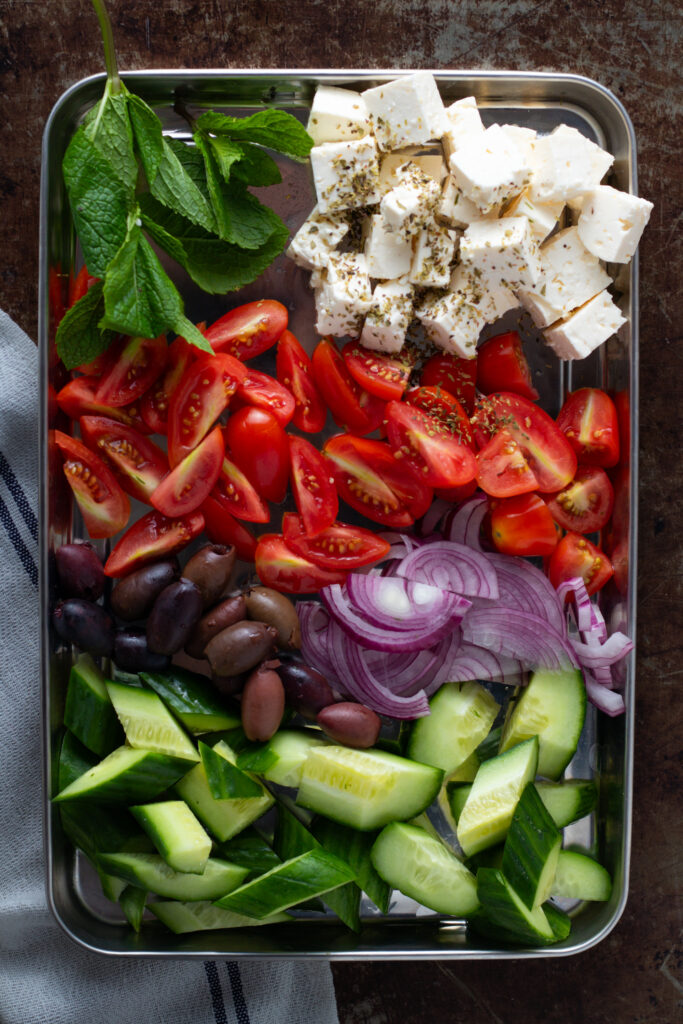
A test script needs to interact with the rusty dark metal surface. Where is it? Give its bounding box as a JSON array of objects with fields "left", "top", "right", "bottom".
[{"left": 1, "top": 1, "right": 681, "bottom": 1020}]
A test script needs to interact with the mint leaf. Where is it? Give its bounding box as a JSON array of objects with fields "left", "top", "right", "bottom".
[
  {"left": 150, "top": 140, "right": 217, "bottom": 234},
  {"left": 206, "top": 135, "right": 243, "bottom": 181},
  {"left": 194, "top": 134, "right": 233, "bottom": 241},
  {"left": 196, "top": 109, "right": 313, "bottom": 159},
  {"left": 127, "top": 92, "right": 165, "bottom": 184},
  {"left": 83, "top": 81, "right": 137, "bottom": 190},
  {"left": 55, "top": 282, "right": 114, "bottom": 370},
  {"left": 218, "top": 182, "right": 286, "bottom": 250},
  {"left": 166, "top": 138, "right": 209, "bottom": 193},
  {"left": 173, "top": 315, "right": 214, "bottom": 353},
  {"left": 232, "top": 142, "right": 282, "bottom": 186}
]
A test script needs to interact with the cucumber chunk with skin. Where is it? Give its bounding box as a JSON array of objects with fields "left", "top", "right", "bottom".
[
  {"left": 140, "top": 668, "right": 240, "bottom": 735},
  {"left": 54, "top": 745, "right": 192, "bottom": 804},
  {"left": 312, "top": 816, "right": 390, "bottom": 916},
  {"left": 446, "top": 782, "right": 472, "bottom": 825},
  {"left": 119, "top": 884, "right": 147, "bottom": 931},
  {"left": 448, "top": 751, "right": 480, "bottom": 783},
  {"left": 131, "top": 800, "right": 212, "bottom": 874},
  {"left": 407, "top": 682, "right": 499, "bottom": 775},
  {"left": 499, "top": 669, "right": 586, "bottom": 780},
  {"left": 501, "top": 782, "right": 562, "bottom": 909},
  {"left": 218, "top": 828, "right": 281, "bottom": 877},
  {"left": 535, "top": 779, "right": 597, "bottom": 828},
  {"left": 199, "top": 741, "right": 263, "bottom": 799},
  {"left": 476, "top": 867, "right": 555, "bottom": 945},
  {"left": 106, "top": 681, "right": 199, "bottom": 761},
  {"left": 297, "top": 745, "right": 444, "bottom": 831},
  {"left": 149, "top": 900, "right": 289, "bottom": 934},
  {"left": 65, "top": 655, "right": 123, "bottom": 756},
  {"left": 99, "top": 852, "right": 249, "bottom": 901},
  {"left": 239, "top": 730, "right": 327, "bottom": 788},
  {"left": 550, "top": 850, "right": 612, "bottom": 901}
]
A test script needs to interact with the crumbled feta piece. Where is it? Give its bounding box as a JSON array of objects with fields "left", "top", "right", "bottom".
[
  {"left": 460, "top": 216, "right": 542, "bottom": 291},
  {"left": 499, "top": 124, "right": 538, "bottom": 169},
  {"left": 449, "top": 264, "right": 519, "bottom": 324},
  {"left": 379, "top": 150, "right": 445, "bottom": 194},
  {"left": 504, "top": 190, "right": 564, "bottom": 243},
  {"left": 528, "top": 125, "right": 614, "bottom": 203},
  {"left": 379, "top": 162, "right": 441, "bottom": 239},
  {"left": 362, "top": 72, "right": 447, "bottom": 151},
  {"left": 409, "top": 217, "right": 458, "bottom": 288},
  {"left": 314, "top": 253, "right": 372, "bottom": 336},
  {"left": 286, "top": 206, "right": 349, "bottom": 269},
  {"left": 364, "top": 213, "right": 413, "bottom": 279},
  {"left": 544, "top": 289, "right": 627, "bottom": 360},
  {"left": 415, "top": 286, "right": 485, "bottom": 358},
  {"left": 448, "top": 124, "right": 531, "bottom": 214},
  {"left": 566, "top": 195, "right": 585, "bottom": 223},
  {"left": 360, "top": 277, "right": 414, "bottom": 353},
  {"left": 437, "top": 175, "right": 500, "bottom": 228},
  {"left": 441, "top": 96, "right": 485, "bottom": 160},
  {"left": 310, "top": 136, "right": 381, "bottom": 213},
  {"left": 306, "top": 86, "right": 370, "bottom": 144},
  {"left": 577, "top": 185, "right": 653, "bottom": 264},
  {"left": 517, "top": 225, "right": 611, "bottom": 328}
]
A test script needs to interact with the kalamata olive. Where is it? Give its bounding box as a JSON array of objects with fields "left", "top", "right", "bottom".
[
  {"left": 241, "top": 665, "right": 286, "bottom": 742},
  {"left": 110, "top": 559, "right": 179, "bottom": 621},
  {"left": 317, "top": 702, "right": 381, "bottom": 749},
  {"left": 185, "top": 594, "right": 247, "bottom": 660},
  {"left": 52, "top": 599, "right": 114, "bottom": 657},
  {"left": 182, "top": 544, "right": 236, "bottom": 609},
  {"left": 146, "top": 579, "right": 203, "bottom": 655},
  {"left": 211, "top": 671, "right": 247, "bottom": 697},
  {"left": 114, "top": 628, "right": 171, "bottom": 673},
  {"left": 277, "top": 660, "right": 334, "bottom": 720},
  {"left": 244, "top": 586, "right": 301, "bottom": 650},
  {"left": 205, "top": 621, "right": 278, "bottom": 677},
  {"left": 55, "top": 542, "right": 105, "bottom": 602}
]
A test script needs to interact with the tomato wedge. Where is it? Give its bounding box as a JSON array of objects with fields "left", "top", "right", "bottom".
[
  {"left": 104, "top": 509, "right": 205, "bottom": 578},
  {"left": 276, "top": 330, "right": 327, "bottom": 434},
  {"left": 548, "top": 532, "right": 614, "bottom": 596},
  {"left": 385, "top": 401, "right": 477, "bottom": 489},
  {"left": 205, "top": 300, "right": 288, "bottom": 360},
  {"left": 556, "top": 388, "right": 620, "bottom": 468},
  {"left": 289, "top": 435, "right": 338, "bottom": 537},
  {"left": 96, "top": 335, "right": 168, "bottom": 408},
  {"left": 405, "top": 386, "right": 475, "bottom": 449},
  {"left": 151, "top": 425, "right": 224, "bottom": 517},
  {"left": 312, "top": 339, "right": 385, "bottom": 436},
  {"left": 233, "top": 369, "right": 296, "bottom": 428},
  {"left": 57, "top": 377, "right": 153, "bottom": 434},
  {"left": 545, "top": 466, "right": 614, "bottom": 534},
  {"left": 255, "top": 534, "right": 348, "bottom": 594},
  {"left": 476, "top": 331, "right": 539, "bottom": 401},
  {"left": 168, "top": 352, "right": 247, "bottom": 467},
  {"left": 435, "top": 479, "right": 478, "bottom": 503},
  {"left": 283, "top": 513, "right": 390, "bottom": 570},
  {"left": 141, "top": 335, "right": 197, "bottom": 434},
  {"left": 223, "top": 407, "right": 289, "bottom": 504},
  {"left": 476, "top": 428, "right": 539, "bottom": 498},
  {"left": 201, "top": 494, "right": 258, "bottom": 562},
  {"left": 420, "top": 353, "right": 477, "bottom": 414},
  {"left": 490, "top": 492, "right": 560, "bottom": 556},
  {"left": 212, "top": 451, "right": 270, "bottom": 523},
  {"left": 53, "top": 430, "right": 130, "bottom": 539},
  {"left": 79, "top": 416, "right": 168, "bottom": 503},
  {"left": 342, "top": 342, "right": 412, "bottom": 401}
]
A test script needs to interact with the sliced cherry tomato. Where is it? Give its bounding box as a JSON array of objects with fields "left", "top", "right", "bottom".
[
  {"left": 212, "top": 451, "right": 270, "bottom": 523},
  {"left": 282, "top": 512, "right": 390, "bottom": 570},
  {"left": 223, "top": 407, "right": 289, "bottom": 504},
  {"left": 420, "top": 353, "right": 477, "bottom": 414},
  {"left": 104, "top": 509, "right": 205, "bottom": 578},
  {"left": 53, "top": 430, "right": 130, "bottom": 539},
  {"left": 151, "top": 425, "right": 224, "bottom": 517},
  {"left": 476, "top": 428, "right": 539, "bottom": 498},
  {"left": 201, "top": 494, "right": 258, "bottom": 562},
  {"left": 342, "top": 342, "right": 412, "bottom": 401},
  {"left": 435, "top": 479, "right": 478, "bottom": 503},
  {"left": 141, "top": 335, "right": 197, "bottom": 435},
  {"left": 548, "top": 532, "right": 614, "bottom": 596},
  {"left": 276, "top": 330, "right": 327, "bottom": 434},
  {"left": 556, "top": 388, "right": 620, "bottom": 468},
  {"left": 312, "top": 339, "right": 385, "bottom": 436},
  {"left": 385, "top": 401, "right": 477, "bottom": 490},
  {"left": 95, "top": 335, "right": 168, "bottom": 408},
  {"left": 205, "top": 300, "right": 288, "bottom": 360},
  {"left": 404, "top": 386, "right": 474, "bottom": 449},
  {"left": 79, "top": 416, "right": 168, "bottom": 503},
  {"left": 255, "top": 534, "right": 347, "bottom": 594},
  {"left": 233, "top": 369, "right": 296, "bottom": 428},
  {"left": 69, "top": 264, "right": 98, "bottom": 308},
  {"left": 289, "top": 435, "right": 338, "bottom": 537},
  {"left": 57, "top": 377, "right": 153, "bottom": 434},
  {"left": 168, "top": 352, "right": 247, "bottom": 467},
  {"left": 545, "top": 466, "right": 614, "bottom": 534},
  {"left": 490, "top": 492, "right": 560, "bottom": 557},
  {"left": 476, "top": 330, "right": 539, "bottom": 401}
]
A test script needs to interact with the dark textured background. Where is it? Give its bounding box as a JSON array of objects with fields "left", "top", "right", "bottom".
[{"left": 1, "top": 1, "right": 681, "bottom": 1020}]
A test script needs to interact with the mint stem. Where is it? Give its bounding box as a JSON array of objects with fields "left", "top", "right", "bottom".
[{"left": 91, "top": 0, "right": 121, "bottom": 92}]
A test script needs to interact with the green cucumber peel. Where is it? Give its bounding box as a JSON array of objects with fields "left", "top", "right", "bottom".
[{"left": 199, "top": 741, "right": 264, "bottom": 800}]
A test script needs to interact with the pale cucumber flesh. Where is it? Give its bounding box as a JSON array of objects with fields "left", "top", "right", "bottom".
[
  {"left": 106, "top": 681, "right": 199, "bottom": 761},
  {"left": 99, "top": 852, "right": 248, "bottom": 901}
]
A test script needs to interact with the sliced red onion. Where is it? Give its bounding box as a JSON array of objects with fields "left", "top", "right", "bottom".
[
  {"left": 557, "top": 576, "right": 594, "bottom": 632},
  {"left": 418, "top": 498, "right": 451, "bottom": 537},
  {"left": 345, "top": 573, "right": 470, "bottom": 633},
  {"left": 297, "top": 601, "right": 339, "bottom": 683},
  {"left": 591, "top": 663, "right": 616, "bottom": 690},
  {"left": 584, "top": 671, "right": 625, "bottom": 717},
  {"left": 570, "top": 631, "right": 633, "bottom": 670},
  {"left": 439, "top": 639, "right": 527, "bottom": 687},
  {"left": 321, "top": 584, "right": 463, "bottom": 652},
  {"left": 378, "top": 531, "right": 421, "bottom": 558},
  {"left": 486, "top": 554, "right": 567, "bottom": 636},
  {"left": 443, "top": 494, "right": 488, "bottom": 550},
  {"left": 396, "top": 540, "right": 499, "bottom": 600},
  {"left": 461, "top": 607, "right": 578, "bottom": 671}
]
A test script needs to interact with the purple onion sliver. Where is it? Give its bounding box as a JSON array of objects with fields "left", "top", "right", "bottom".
[
  {"left": 444, "top": 494, "right": 488, "bottom": 550},
  {"left": 461, "top": 607, "right": 578, "bottom": 671},
  {"left": 297, "top": 601, "right": 338, "bottom": 682},
  {"left": 321, "top": 583, "right": 460, "bottom": 652},
  {"left": 570, "top": 631, "right": 634, "bottom": 670},
  {"left": 584, "top": 671, "right": 625, "bottom": 716},
  {"left": 418, "top": 498, "right": 451, "bottom": 537},
  {"left": 345, "top": 573, "right": 470, "bottom": 633},
  {"left": 396, "top": 540, "right": 499, "bottom": 600}
]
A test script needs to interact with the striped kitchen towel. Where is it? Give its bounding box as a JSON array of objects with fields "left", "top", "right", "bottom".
[{"left": 0, "top": 309, "right": 339, "bottom": 1024}]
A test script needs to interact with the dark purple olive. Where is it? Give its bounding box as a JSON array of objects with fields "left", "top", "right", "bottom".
[
  {"left": 211, "top": 671, "right": 247, "bottom": 697},
  {"left": 52, "top": 599, "right": 114, "bottom": 657},
  {"left": 277, "top": 659, "right": 335, "bottom": 720},
  {"left": 110, "top": 559, "right": 179, "bottom": 621},
  {"left": 114, "top": 629, "right": 171, "bottom": 673},
  {"left": 317, "top": 702, "right": 381, "bottom": 748},
  {"left": 185, "top": 594, "right": 247, "bottom": 660},
  {"left": 146, "top": 579, "right": 203, "bottom": 655},
  {"left": 205, "top": 621, "right": 278, "bottom": 677},
  {"left": 241, "top": 665, "right": 285, "bottom": 742},
  {"left": 182, "top": 544, "right": 236, "bottom": 609},
  {"left": 244, "top": 586, "right": 301, "bottom": 650},
  {"left": 55, "top": 543, "right": 105, "bottom": 602}
]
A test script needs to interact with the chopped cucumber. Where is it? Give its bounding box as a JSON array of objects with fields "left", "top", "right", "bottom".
[
  {"left": 119, "top": 884, "right": 147, "bottom": 931},
  {"left": 476, "top": 867, "right": 555, "bottom": 945},
  {"left": 149, "top": 900, "right": 289, "bottom": 934},
  {"left": 239, "top": 730, "right": 327, "bottom": 788},
  {"left": 550, "top": 850, "right": 612, "bottom": 902},
  {"left": 312, "top": 816, "right": 390, "bottom": 915},
  {"left": 446, "top": 782, "right": 472, "bottom": 825},
  {"left": 448, "top": 751, "right": 480, "bottom": 782},
  {"left": 499, "top": 669, "right": 586, "bottom": 780},
  {"left": 199, "top": 741, "right": 263, "bottom": 799},
  {"left": 99, "top": 852, "right": 248, "bottom": 901},
  {"left": 476, "top": 725, "right": 503, "bottom": 764},
  {"left": 297, "top": 745, "right": 443, "bottom": 831},
  {"left": 64, "top": 655, "right": 123, "bottom": 757},
  {"left": 218, "top": 828, "right": 281, "bottom": 877},
  {"left": 501, "top": 783, "right": 561, "bottom": 909},
  {"left": 535, "top": 779, "right": 597, "bottom": 828},
  {"left": 54, "top": 746, "right": 192, "bottom": 804},
  {"left": 543, "top": 900, "right": 572, "bottom": 941},
  {"left": 106, "top": 681, "right": 199, "bottom": 762},
  {"left": 140, "top": 668, "right": 240, "bottom": 735},
  {"left": 130, "top": 800, "right": 212, "bottom": 874},
  {"left": 407, "top": 682, "right": 499, "bottom": 775},
  {"left": 98, "top": 869, "right": 128, "bottom": 902}
]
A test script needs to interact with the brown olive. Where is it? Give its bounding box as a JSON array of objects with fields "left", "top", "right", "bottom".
[
  {"left": 110, "top": 559, "right": 179, "bottom": 621},
  {"left": 182, "top": 544, "right": 236, "bottom": 609},
  {"left": 317, "top": 702, "right": 381, "bottom": 749},
  {"left": 241, "top": 665, "right": 285, "bottom": 742},
  {"left": 146, "top": 579, "right": 203, "bottom": 655},
  {"left": 244, "top": 586, "right": 301, "bottom": 650},
  {"left": 277, "top": 658, "right": 335, "bottom": 720},
  {"left": 205, "top": 620, "right": 278, "bottom": 677},
  {"left": 114, "top": 628, "right": 171, "bottom": 673},
  {"left": 211, "top": 671, "right": 247, "bottom": 697},
  {"left": 185, "top": 594, "right": 247, "bottom": 660}
]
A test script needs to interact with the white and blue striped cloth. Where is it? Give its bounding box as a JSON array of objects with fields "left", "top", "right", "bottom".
[{"left": 0, "top": 310, "right": 339, "bottom": 1024}]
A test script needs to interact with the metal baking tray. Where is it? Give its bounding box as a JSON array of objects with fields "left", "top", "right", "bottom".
[{"left": 39, "top": 69, "right": 638, "bottom": 959}]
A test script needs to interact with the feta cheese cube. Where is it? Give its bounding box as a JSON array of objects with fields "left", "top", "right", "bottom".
[
  {"left": 528, "top": 125, "right": 614, "bottom": 203},
  {"left": 379, "top": 162, "right": 441, "bottom": 239},
  {"left": 415, "top": 286, "right": 485, "bottom": 358},
  {"left": 437, "top": 175, "right": 500, "bottom": 228},
  {"left": 449, "top": 264, "right": 519, "bottom": 324},
  {"left": 409, "top": 217, "right": 458, "bottom": 288},
  {"left": 499, "top": 124, "right": 538, "bottom": 169},
  {"left": 310, "top": 136, "right": 381, "bottom": 214},
  {"left": 441, "top": 96, "right": 485, "bottom": 160},
  {"left": 504, "top": 190, "right": 564, "bottom": 243},
  {"left": 544, "top": 289, "right": 627, "bottom": 360},
  {"left": 449, "top": 124, "right": 532, "bottom": 214},
  {"left": 460, "top": 216, "right": 542, "bottom": 291},
  {"left": 364, "top": 213, "right": 413, "bottom": 279},
  {"left": 379, "top": 150, "right": 445, "bottom": 194},
  {"left": 362, "top": 72, "right": 447, "bottom": 151},
  {"left": 517, "top": 225, "right": 612, "bottom": 328},
  {"left": 314, "top": 253, "right": 372, "bottom": 336},
  {"left": 577, "top": 185, "right": 653, "bottom": 263},
  {"left": 307, "top": 86, "right": 370, "bottom": 144},
  {"left": 286, "top": 206, "right": 349, "bottom": 269},
  {"left": 360, "top": 277, "right": 414, "bottom": 353}
]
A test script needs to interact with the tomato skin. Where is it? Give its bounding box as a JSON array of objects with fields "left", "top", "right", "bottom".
[
  {"left": 405, "top": 386, "right": 475, "bottom": 449},
  {"left": 548, "top": 532, "right": 614, "bottom": 596},
  {"left": 342, "top": 342, "right": 412, "bottom": 401},
  {"left": 57, "top": 377, "right": 153, "bottom": 434},
  {"left": 69, "top": 264, "right": 99, "bottom": 309},
  {"left": 312, "top": 339, "right": 385, "bottom": 436},
  {"left": 151, "top": 425, "right": 224, "bottom": 517},
  {"left": 205, "top": 300, "right": 288, "bottom": 360},
  {"left": 201, "top": 494, "right": 258, "bottom": 562},
  {"left": 545, "top": 466, "right": 615, "bottom": 534},
  {"left": 435, "top": 479, "right": 478, "bottom": 503},
  {"left": 556, "top": 388, "right": 620, "bottom": 468},
  {"left": 420, "top": 353, "right": 477, "bottom": 414},
  {"left": 276, "top": 330, "right": 327, "bottom": 434},
  {"left": 168, "top": 352, "right": 247, "bottom": 467},
  {"left": 224, "top": 407, "right": 289, "bottom": 504},
  {"left": 212, "top": 451, "right": 270, "bottom": 523},
  {"left": 255, "top": 534, "right": 348, "bottom": 594},
  {"left": 477, "top": 331, "right": 539, "bottom": 401},
  {"left": 104, "top": 509, "right": 205, "bottom": 578},
  {"left": 53, "top": 430, "right": 130, "bottom": 539},
  {"left": 490, "top": 492, "right": 560, "bottom": 557},
  {"left": 141, "top": 335, "right": 197, "bottom": 435},
  {"left": 385, "top": 400, "right": 477, "bottom": 489},
  {"left": 289, "top": 435, "right": 338, "bottom": 537},
  {"left": 96, "top": 335, "right": 168, "bottom": 408},
  {"left": 79, "top": 416, "right": 168, "bottom": 503},
  {"left": 232, "top": 369, "right": 296, "bottom": 428},
  {"left": 282, "top": 512, "right": 391, "bottom": 570}
]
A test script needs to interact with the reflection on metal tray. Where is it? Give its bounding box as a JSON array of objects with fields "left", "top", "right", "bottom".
[{"left": 39, "top": 69, "right": 637, "bottom": 959}]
